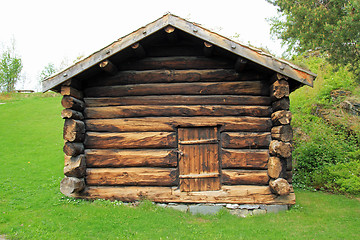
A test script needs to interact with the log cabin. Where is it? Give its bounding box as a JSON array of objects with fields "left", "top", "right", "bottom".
[{"left": 43, "top": 13, "right": 316, "bottom": 205}]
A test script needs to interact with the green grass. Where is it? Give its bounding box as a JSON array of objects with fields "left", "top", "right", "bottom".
[{"left": 0, "top": 93, "right": 359, "bottom": 239}]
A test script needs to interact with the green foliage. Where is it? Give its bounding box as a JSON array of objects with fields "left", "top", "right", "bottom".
[
  {"left": 267, "top": 0, "right": 360, "bottom": 76},
  {"left": 39, "top": 63, "right": 57, "bottom": 81},
  {"left": 0, "top": 40, "right": 23, "bottom": 92}
]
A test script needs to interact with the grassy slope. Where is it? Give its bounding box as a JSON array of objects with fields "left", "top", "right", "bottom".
[{"left": 0, "top": 93, "right": 359, "bottom": 239}]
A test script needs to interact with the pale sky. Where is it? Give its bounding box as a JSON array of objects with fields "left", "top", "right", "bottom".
[{"left": 0, "top": 0, "right": 283, "bottom": 91}]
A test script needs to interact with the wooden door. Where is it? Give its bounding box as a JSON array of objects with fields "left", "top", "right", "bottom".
[{"left": 178, "top": 127, "right": 221, "bottom": 192}]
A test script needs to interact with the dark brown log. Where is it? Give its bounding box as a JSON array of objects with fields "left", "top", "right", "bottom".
[
  {"left": 235, "top": 57, "right": 248, "bottom": 72},
  {"left": 85, "top": 117, "right": 272, "bottom": 132},
  {"left": 63, "top": 119, "right": 85, "bottom": 142},
  {"left": 84, "top": 132, "right": 176, "bottom": 149},
  {"left": 61, "top": 96, "right": 84, "bottom": 111},
  {"left": 84, "top": 95, "right": 271, "bottom": 107},
  {"left": 269, "top": 178, "right": 291, "bottom": 196},
  {"left": 64, "top": 154, "right": 86, "bottom": 177},
  {"left": 164, "top": 26, "right": 177, "bottom": 42},
  {"left": 221, "top": 149, "right": 269, "bottom": 169},
  {"left": 86, "top": 167, "right": 178, "bottom": 186},
  {"left": 270, "top": 79, "right": 289, "bottom": 100},
  {"left": 269, "top": 140, "right": 292, "bottom": 158},
  {"left": 222, "top": 170, "right": 269, "bottom": 185},
  {"left": 271, "top": 110, "right": 292, "bottom": 125},
  {"left": 85, "top": 149, "right": 177, "bottom": 167},
  {"left": 272, "top": 97, "right": 290, "bottom": 111},
  {"left": 271, "top": 125, "right": 293, "bottom": 142},
  {"left": 203, "top": 42, "right": 213, "bottom": 57},
  {"left": 84, "top": 81, "right": 269, "bottom": 97},
  {"left": 61, "top": 86, "right": 83, "bottom": 99},
  {"left": 286, "top": 157, "right": 292, "bottom": 171},
  {"left": 119, "top": 56, "right": 234, "bottom": 70},
  {"left": 62, "top": 79, "right": 82, "bottom": 90},
  {"left": 63, "top": 142, "right": 84, "bottom": 156},
  {"left": 99, "top": 60, "right": 118, "bottom": 75},
  {"left": 84, "top": 105, "right": 272, "bottom": 119},
  {"left": 271, "top": 73, "right": 288, "bottom": 83},
  {"left": 60, "top": 177, "right": 85, "bottom": 196},
  {"left": 79, "top": 185, "right": 296, "bottom": 205},
  {"left": 61, "top": 109, "right": 84, "bottom": 120},
  {"left": 85, "top": 69, "right": 266, "bottom": 87},
  {"left": 131, "top": 43, "right": 146, "bottom": 58},
  {"left": 267, "top": 156, "right": 282, "bottom": 179},
  {"left": 221, "top": 132, "right": 271, "bottom": 149},
  {"left": 285, "top": 171, "right": 293, "bottom": 183}
]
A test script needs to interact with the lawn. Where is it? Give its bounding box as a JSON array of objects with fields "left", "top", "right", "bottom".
[{"left": 0, "top": 93, "right": 359, "bottom": 239}]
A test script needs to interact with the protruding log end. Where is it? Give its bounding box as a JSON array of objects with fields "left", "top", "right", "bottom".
[
  {"left": 203, "top": 42, "right": 214, "bottom": 57},
  {"left": 99, "top": 60, "right": 118, "bottom": 75},
  {"left": 235, "top": 57, "right": 248, "bottom": 72},
  {"left": 269, "top": 178, "right": 291, "bottom": 196},
  {"left": 60, "top": 177, "right": 85, "bottom": 196},
  {"left": 272, "top": 97, "right": 290, "bottom": 111},
  {"left": 61, "top": 96, "right": 85, "bottom": 111},
  {"left": 63, "top": 119, "right": 85, "bottom": 142},
  {"left": 64, "top": 154, "right": 86, "bottom": 177},
  {"left": 271, "top": 110, "right": 292, "bottom": 125},
  {"left": 270, "top": 79, "right": 289, "bottom": 100},
  {"left": 61, "top": 109, "right": 84, "bottom": 120},
  {"left": 267, "top": 156, "right": 282, "bottom": 179},
  {"left": 164, "top": 26, "right": 177, "bottom": 42},
  {"left": 63, "top": 142, "right": 84, "bottom": 156},
  {"left": 271, "top": 125, "right": 293, "bottom": 142},
  {"left": 131, "top": 43, "right": 146, "bottom": 58},
  {"left": 269, "top": 140, "right": 292, "bottom": 158}
]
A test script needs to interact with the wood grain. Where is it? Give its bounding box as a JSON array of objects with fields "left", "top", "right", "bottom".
[
  {"left": 221, "top": 149, "right": 269, "bottom": 169},
  {"left": 221, "top": 132, "right": 271, "bottom": 149},
  {"left": 222, "top": 170, "right": 269, "bottom": 185}
]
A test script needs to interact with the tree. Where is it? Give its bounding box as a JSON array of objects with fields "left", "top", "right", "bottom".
[
  {"left": 0, "top": 40, "right": 23, "bottom": 92},
  {"left": 267, "top": 0, "right": 360, "bottom": 75},
  {"left": 40, "top": 63, "right": 57, "bottom": 80}
]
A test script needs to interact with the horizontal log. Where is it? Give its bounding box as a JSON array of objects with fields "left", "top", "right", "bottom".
[
  {"left": 269, "top": 140, "right": 292, "bottom": 158},
  {"left": 131, "top": 43, "right": 146, "bottom": 58},
  {"left": 272, "top": 97, "right": 290, "bottom": 111},
  {"left": 164, "top": 26, "right": 177, "bottom": 42},
  {"left": 271, "top": 125, "right": 293, "bottom": 142},
  {"left": 63, "top": 119, "right": 85, "bottom": 142},
  {"left": 269, "top": 178, "right": 291, "bottom": 196},
  {"left": 271, "top": 110, "right": 292, "bottom": 125},
  {"left": 221, "top": 149, "right": 269, "bottom": 169},
  {"left": 86, "top": 167, "right": 178, "bottom": 186},
  {"left": 85, "top": 117, "right": 272, "bottom": 132},
  {"left": 99, "top": 60, "right": 118, "bottom": 75},
  {"left": 61, "top": 109, "right": 84, "bottom": 120},
  {"left": 221, "top": 132, "right": 271, "bottom": 149},
  {"left": 64, "top": 154, "right": 86, "bottom": 178},
  {"left": 270, "top": 79, "right": 289, "bottom": 100},
  {"left": 84, "top": 81, "right": 269, "bottom": 98},
  {"left": 60, "top": 177, "right": 85, "bottom": 196},
  {"left": 61, "top": 96, "right": 84, "bottom": 111},
  {"left": 222, "top": 170, "right": 269, "bottom": 185},
  {"left": 267, "top": 156, "right": 282, "bottom": 179},
  {"left": 84, "top": 95, "right": 271, "bottom": 107},
  {"left": 119, "top": 56, "right": 234, "bottom": 70},
  {"left": 84, "top": 105, "right": 272, "bottom": 119},
  {"left": 85, "top": 69, "right": 266, "bottom": 87},
  {"left": 78, "top": 185, "right": 296, "bottom": 205},
  {"left": 235, "top": 57, "right": 248, "bottom": 73},
  {"left": 85, "top": 149, "right": 177, "bottom": 167},
  {"left": 61, "top": 86, "right": 83, "bottom": 99},
  {"left": 203, "top": 42, "right": 213, "bottom": 57},
  {"left": 63, "top": 142, "right": 84, "bottom": 156},
  {"left": 84, "top": 132, "right": 176, "bottom": 149}
]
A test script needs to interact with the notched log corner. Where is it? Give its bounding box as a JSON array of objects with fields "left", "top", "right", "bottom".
[
  {"left": 60, "top": 177, "right": 85, "bottom": 196},
  {"left": 269, "top": 178, "right": 291, "bottom": 196}
]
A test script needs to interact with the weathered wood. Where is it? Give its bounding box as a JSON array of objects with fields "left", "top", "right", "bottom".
[
  {"left": 221, "top": 149, "right": 269, "bottom": 169},
  {"left": 85, "top": 149, "right": 177, "bottom": 167},
  {"left": 269, "top": 178, "right": 291, "bottom": 196},
  {"left": 271, "top": 110, "right": 292, "bottom": 125},
  {"left": 99, "top": 60, "right": 118, "bottom": 75},
  {"left": 61, "top": 86, "right": 83, "bottom": 99},
  {"left": 271, "top": 73, "right": 289, "bottom": 82},
  {"left": 269, "top": 140, "right": 292, "bottom": 158},
  {"left": 203, "top": 42, "right": 213, "bottom": 57},
  {"left": 63, "top": 119, "right": 85, "bottom": 142},
  {"left": 84, "top": 95, "right": 271, "bottom": 107},
  {"left": 235, "top": 57, "right": 248, "bottom": 72},
  {"left": 272, "top": 97, "right": 290, "bottom": 111},
  {"left": 64, "top": 154, "right": 86, "bottom": 177},
  {"left": 61, "top": 96, "right": 85, "bottom": 111},
  {"left": 79, "top": 185, "right": 296, "bottom": 204},
  {"left": 271, "top": 125, "right": 293, "bottom": 142},
  {"left": 221, "top": 132, "right": 271, "bottom": 149},
  {"left": 85, "top": 117, "right": 272, "bottom": 132},
  {"left": 267, "top": 156, "right": 282, "bottom": 179},
  {"left": 63, "top": 142, "right": 84, "bottom": 156},
  {"left": 286, "top": 157, "right": 292, "bottom": 171},
  {"left": 61, "top": 109, "right": 84, "bottom": 120},
  {"left": 131, "top": 43, "right": 146, "bottom": 58},
  {"left": 119, "top": 56, "right": 234, "bottom": 70},
  {"left": 86, "top": 167, "right": 178, "bottom": 186},
  {"left": 84, "top": 81, "right": 269, "bottom": 97},
  {"left": 85, "top": 69, "right": 266, "bottom": 87},
  {"left": 270, "top": 79, "right": 289, "bottom": 100},
  {"left": 222, "top": 170, "right": 269, "bottom": 185},
  {"left": 164, "top": 26, "right": 177, "bottom": 42},
  {"left": 84, "top": 132, "right": 176, "bottom": 149},
  {"left": 62, "top": 79, "right": 82, "bottom": 90},
  {"left": 60, "top": 177, "right": 85, "bottom": 196},
  {"left": 84, "top": 105, "right": 272, "bottom": 119}
]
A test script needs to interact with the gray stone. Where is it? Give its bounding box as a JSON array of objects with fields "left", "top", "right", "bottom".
[
  {"left": 229, "top": 209, "right": 250, "bottom": 218},
  {"left": 167, "top": 204, "right": 188, "bottom": 212},
  {"left": 261, "top": 205, "right": 288, "bottom": 213},
  {"left": 252, "top": 209, "right": 267, "bottom": 215},
  {"left": 156, "top": 203, "right": 167, "bottom": 208},
  {"left": 239, "top": 204, "right": 260, "bottom": 209},
  {"left": 189, "top": 205, "right": 223, "bottom": 215},
  {"left": 226, "top": 203, "right": 239, "bottom": 209}
]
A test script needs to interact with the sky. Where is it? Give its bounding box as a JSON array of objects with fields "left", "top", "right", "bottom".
[{"left": 0, "top": 0, "right": 283, "bottom": 91}]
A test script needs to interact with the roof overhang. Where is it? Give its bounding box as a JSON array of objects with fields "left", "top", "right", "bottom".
[{"left": 42, "top": 13, "right": 316, "bottom": 92}]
